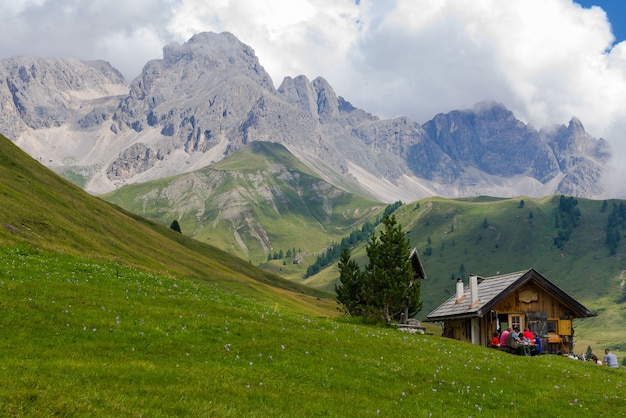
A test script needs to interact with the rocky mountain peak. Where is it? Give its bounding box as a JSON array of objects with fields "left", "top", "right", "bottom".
[
  {"left": 472, "top": 101, "right": 516, "bottom": 122},
  {"left": 566, "top": 117, "right": 585, "bottom": 135},
  {"left": 277, "top": 75, "right": 349, "bottom": 123},
  {"left": 277, "top": 75, "right": 318, "bottom": 116},
  {"left": 311, "top": 77, "right": 339, "bottom": 122},
  {"left": 162, "top": 32, "right": 274, "bottom": 91}
]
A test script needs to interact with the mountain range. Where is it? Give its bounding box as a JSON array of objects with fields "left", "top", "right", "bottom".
[{"left": 0, "top": 31, "right": 611, "bottom": 201}]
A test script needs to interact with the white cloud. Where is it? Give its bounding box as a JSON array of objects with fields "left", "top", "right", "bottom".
[
  {"left": 165, "top": 1, "right": 626, "bottom": 136},
  {"left": 345, "top": 0, "right": 624, "bottom": 128}
]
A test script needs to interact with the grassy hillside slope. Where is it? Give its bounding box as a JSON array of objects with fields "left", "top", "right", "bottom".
[
  {"left": 2, "top": 247, "right": 625, "bottom": 416},
  {"left": 0, "top": 135, "right": 334, "bottom": 314},
  {"left": 315, "top": 196, "right": 626, "bottom": 351},
  {"left": 101, "top": 141, "right": 384, "bottom": 265}
]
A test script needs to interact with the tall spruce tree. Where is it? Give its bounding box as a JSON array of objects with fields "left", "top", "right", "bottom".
[
  {"left": 335, "top": 246, "right": 365, "bottom": 316},
  {"left": 365, "top": 214, "right": 421, "bottom": 323},
  {"left": 336, "top": 214, "right": 422, "bottom": 323}
]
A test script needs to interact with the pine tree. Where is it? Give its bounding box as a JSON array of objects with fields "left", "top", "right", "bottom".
[
  {"left": 336, "top": 214, "right": 422, "bottom": 323},
  {"left": 365, "top": 214, "right": 421, "bottom": 323},
  {"left": 335, "top": 246, "right": 365, "bottom": 316}
]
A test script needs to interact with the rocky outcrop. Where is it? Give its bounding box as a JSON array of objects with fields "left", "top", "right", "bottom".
[
  {"left": 0, "top": 57, "right": 126, "bottom": 137},
  {"left": 417, "top": 103, "right": 609, "bottom": 196},
  {"left": 106, "top": 143, "right": 164, "bottom": 180}
]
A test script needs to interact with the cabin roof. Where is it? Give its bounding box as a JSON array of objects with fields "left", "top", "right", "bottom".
[
  {"left": 409, "top": 247, "right": 426, "bottom": 280},
  {"left": 424, "top": 268, "right": 595, "bottom": 322}
]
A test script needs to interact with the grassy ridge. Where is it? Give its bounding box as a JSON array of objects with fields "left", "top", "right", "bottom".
[
  {"left": 0, "top": 135, "right": 335, "bottom": 314},
  {"left": 1, "top": 247, "right": 624, "bottom": 416},
  {"left": 101, "top": 141, "right": 384, "bottom": 265},
  {"left": 395, "top": 196, "right": 625, "bottom": 313}
]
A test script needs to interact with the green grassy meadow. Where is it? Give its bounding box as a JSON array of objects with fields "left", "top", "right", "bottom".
[{"left": 1, "top": 247, "right": 624, "bottom": 417}]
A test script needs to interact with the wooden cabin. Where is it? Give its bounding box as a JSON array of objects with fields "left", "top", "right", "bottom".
[{"left": 424, "top": 269, "right": 595, "bottom": 354}]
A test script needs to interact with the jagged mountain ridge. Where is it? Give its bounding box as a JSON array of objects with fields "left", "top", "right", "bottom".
[{"left": 0, "top": 32, "right": 610, "bottom": 201}]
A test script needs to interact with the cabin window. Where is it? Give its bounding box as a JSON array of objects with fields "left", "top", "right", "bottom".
[
  {"left": 509, "top": 314, "right": 522, "bottom": 331},
  {"left": 547, "top": 320, "right": 557, "bottom": 333}
]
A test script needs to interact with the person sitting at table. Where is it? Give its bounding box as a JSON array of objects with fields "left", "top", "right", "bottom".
[
  {"left": 506, "top": 327, "right": 520, "bottom": 353},
  {"left": 531, "top": 333, "right": 542, "bottom": 356},
  {"left": 523, "top": 327, "right": 534, "bottom": 341},
  {"left": 510, "top": 327, "right": 530, "bottom": 355},
  {"left": 519, "top": 332, "right": 529, "bottom": 344},
  {"left": 500, "top": 327, "right": 510, "bottom": 348},
  {"left": 491, "top": 331, "right": 501, "bottom": 348},
  {"left": 510, "top": 327, "right": 520, "bottom": 343}
]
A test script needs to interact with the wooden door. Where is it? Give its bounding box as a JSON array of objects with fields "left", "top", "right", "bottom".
[{"left": 526, "top": 311, "right": 548, "bottom": 337}]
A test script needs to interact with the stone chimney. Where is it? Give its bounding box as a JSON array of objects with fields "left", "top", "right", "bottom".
[
  {"left": 469, "top": 274, "right": 480, "bottom": 308},
  {"left": 454, "top": 277, "right": 465, "bottom": 304}
]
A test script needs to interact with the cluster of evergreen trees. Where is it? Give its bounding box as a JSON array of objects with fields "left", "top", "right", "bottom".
[
  {"left": 553, "top": 195, "right": 581, "bottom": 249},
  {"left": 604, "top": 200, "right": 626, "bottom": 256},
  {"left": 335, "top": 214, "right": 422, "bottom": 323},
  {"left": 304, "top": 222, "right": 376, "bottom": 277},
  {"left": 304, "top": 201, "right": 403, "bottom": 278},
  {"left": 267, "top": 247, "right": 300, "bottom": 262}
]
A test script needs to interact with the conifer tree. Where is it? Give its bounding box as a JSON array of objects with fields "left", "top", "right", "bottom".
[
  {"left": 364, "top": 214, "right": 421, "bottom": 323},
  {"left": 170, "top": 220, "right": 182, "bottom": 233},
  {"left": 336, "top": 214, "right": 422, "bottom": 323},
  {"left": 335, "top": 246, "right": 365, "bottom": 316}
]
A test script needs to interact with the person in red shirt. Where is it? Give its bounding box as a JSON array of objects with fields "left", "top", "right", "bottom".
[
  {"left": 491, "top": 331, "right": 501, "bottom": 348},
  {"left": 523, "top": 327, "right": 534, "bottom": 342}
]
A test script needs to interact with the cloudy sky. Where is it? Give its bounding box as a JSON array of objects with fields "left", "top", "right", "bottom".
[{"left": 1, "top": 0, "right": 625, "bottom": 191}]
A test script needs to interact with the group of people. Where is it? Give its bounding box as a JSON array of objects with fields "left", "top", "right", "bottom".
[
  {"left": 491, "top": 327, "right": 620, "bottom": 367},
  {"left": 591, "top": 349, "right": 620, "bottom": 368},
  {"left": 490, "top": 326, "right": 541, "bottom": 356}
]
